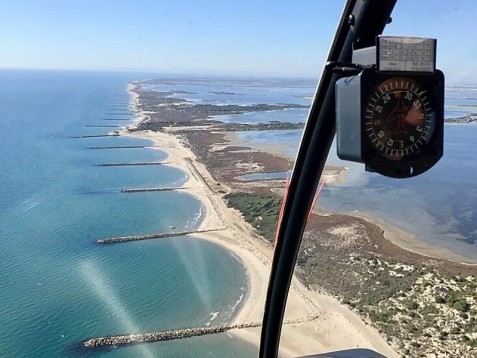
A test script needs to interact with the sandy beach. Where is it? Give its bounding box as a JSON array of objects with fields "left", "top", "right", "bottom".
[
  {"left": 122, "top": 84, "right": 399, "bottom": 357},
  {"left": 123, "top": 128, "right": 398, "bottom": 357}
]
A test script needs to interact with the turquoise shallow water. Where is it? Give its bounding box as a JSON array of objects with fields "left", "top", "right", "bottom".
[{"left": 0, "top": 70, "right": 255, "bottom": 357}]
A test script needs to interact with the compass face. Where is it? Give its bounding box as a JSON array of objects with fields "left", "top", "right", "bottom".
[{"left": 363, "top": 77, "right": 435, "bottom": 161}]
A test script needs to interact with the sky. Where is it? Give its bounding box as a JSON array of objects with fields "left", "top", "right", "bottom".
[{"left": 0, "top": 0, "right": 476, "bottom": 84}]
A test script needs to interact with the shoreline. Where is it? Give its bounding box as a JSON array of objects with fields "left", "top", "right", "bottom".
[
  {"left": 123, "top": 128, "right": 399, "bottom": 357},
  {"left": 223, "top": 130, "right": 350, "bottom": 185},
  {"left": 124, "top": 84, "right": 399, "bottom": 357},
  {"left": 225, "top": 127, "right": 477, "bottom": 265},
  {"left": 309, "top": 205, "right": 477, "bottom": 266},
  {"left": 352, "top": 211, "right": 477, "bottom": 265}
]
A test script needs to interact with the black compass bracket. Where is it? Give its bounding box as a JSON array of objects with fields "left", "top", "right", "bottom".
[{"left": 336, "top": 36, "right": 444, "bottom": 178}]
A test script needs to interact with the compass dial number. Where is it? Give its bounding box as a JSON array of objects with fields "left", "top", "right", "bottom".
[{"left": 364, "top": 77, "right": 434, "bottom": 160}]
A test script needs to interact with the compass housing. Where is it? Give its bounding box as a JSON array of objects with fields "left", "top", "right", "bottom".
[{"left": 336, "top": 68, "right": 444, "bottom": 178}]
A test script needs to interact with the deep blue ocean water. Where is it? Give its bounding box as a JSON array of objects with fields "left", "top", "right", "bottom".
[{"left": 0, "top": 70, "right": 254, "bottom": 357}]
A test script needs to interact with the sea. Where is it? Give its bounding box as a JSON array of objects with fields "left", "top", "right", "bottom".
[
  {"left": 1, "top": 71, "right": 476, "bottom": 357},
  {"left": 0, "top": 70, "right": 255, "bottom": 357}
]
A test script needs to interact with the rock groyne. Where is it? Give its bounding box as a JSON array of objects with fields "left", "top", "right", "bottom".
[
  {"left": 72, "top": 134, "right": 119, "bottom": 139},
  {"left": 85, "top": 125, "right": 121, "bottom": 128},
  {"left": 89, "top": 145, "right": 150, "bottom": 149},
  {"left": 97, "top": 228, "right": 225, "bottom": 244},
  {"left": 121, "top": 186, "right": 186, "bottom": 193},
  {"left": 101, "top": 118, "right": 131, "bottom": 121},
  {"left": 98, "top": 162, "right": 168, "bottom": 167},
  {"left": 83, "top": 317, "right": 317, "bottom": 348}
]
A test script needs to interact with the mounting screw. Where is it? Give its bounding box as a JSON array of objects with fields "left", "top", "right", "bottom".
[{"left": 347, "top": 15, "right": 355, "bottom": 26}]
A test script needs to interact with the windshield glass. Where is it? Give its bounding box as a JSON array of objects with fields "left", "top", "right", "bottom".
[{"left": 0, "top": 1, "right": 476, "bottom": 358}]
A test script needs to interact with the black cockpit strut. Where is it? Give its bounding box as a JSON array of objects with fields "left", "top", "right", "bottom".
[{"left": 259, "top": 1, "right": 398, "bottom": 357}]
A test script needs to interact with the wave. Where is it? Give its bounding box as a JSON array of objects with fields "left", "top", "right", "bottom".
[
  {"left": 226, "top": 250, "right": 242, "bottom": 264},
  {"left": 185, "top": 203, "right": 204, "bottom": 230},
  {"left": 205, "top": 285, "right": 246, "bottom": 326},
  {"left": 205, "top": 310, "right": 220, "bottom": 326},
  {"left": 224, "top": 284, "right": 247, "bottom": 324},
  {"left": 230, "top": 289, "right": 245, "bottom": 313},
  {"left": 171, "top": 172, "right": 189, "bottom": 187}
]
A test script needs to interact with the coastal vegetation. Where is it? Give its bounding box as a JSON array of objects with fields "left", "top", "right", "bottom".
[
  {"left": 224, "top": 192, "right": 282, "bottom": 242},
  {"left": 331, "top": 255, "right": 477, "bottom": 356},
  {"left": 224, "top": 190, "right": 477, "bottom": 357}
]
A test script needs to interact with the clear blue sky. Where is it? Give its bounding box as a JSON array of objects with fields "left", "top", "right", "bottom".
[{"left": 1, "top": 0, "right": 476, "bottom": 84}]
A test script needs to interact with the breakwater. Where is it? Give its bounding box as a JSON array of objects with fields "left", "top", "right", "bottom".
[
  {"left": 97, "top": 228, "right": 224, "bottom": 244},
  {"left": 89, "top": 145, "right": 150, "bottom": 149},
  {"left": 101, "top": 118, "right": 131, "bottom": 121},
  {"left": 85, "top": 125, "right": 121, "bottom": 128},
  {"left": 121, "top": 186, "right": 187, "bottom": 193},
  {"left": 72, "top": 134, "right": 119, "bottom": 139},
  {"left": 83, "top": 316, "right": 317, "bottom": 348},
  {"left": 98, "top": 162, "right": 168, "bottom": 167}
]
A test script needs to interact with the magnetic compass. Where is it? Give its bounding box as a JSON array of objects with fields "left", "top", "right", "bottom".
[
  {"left": 335, "top": 36, "right": 445, "bottom": 178},
  {"left": 363, "top": 77, "right": 435, "bottom": 161},
  {"left": 336, "top": 68, "right": 444, "bottom": 178}
]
